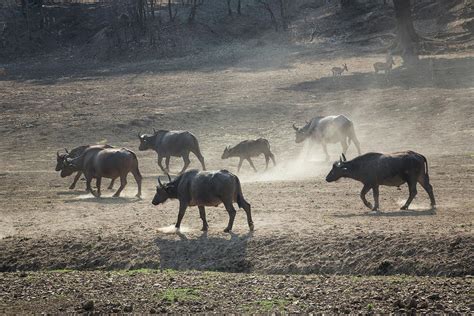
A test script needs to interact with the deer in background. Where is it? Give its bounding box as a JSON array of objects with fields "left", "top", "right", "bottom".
[
  {"left": 331, "top": 63, "right": 348, "bottom": 76},
  {"left": 374, "top": 54, "right": 395, "bottom": 74}
]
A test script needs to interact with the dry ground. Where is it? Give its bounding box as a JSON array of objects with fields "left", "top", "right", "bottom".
[{"left": 0, "top": 41, "right": 473, "bottom": 313}]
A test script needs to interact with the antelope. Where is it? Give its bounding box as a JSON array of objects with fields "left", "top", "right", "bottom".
[
  {"left": 331, "top": 63, "right": 348, "bottom": 76},
  {"left": 374, "top": 55, "right": 395, "bottom": 74}
]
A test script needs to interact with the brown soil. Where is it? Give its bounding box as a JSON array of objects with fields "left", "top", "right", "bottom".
[{"left": 0, "top": 41, "right": 473, "bottom": 312}]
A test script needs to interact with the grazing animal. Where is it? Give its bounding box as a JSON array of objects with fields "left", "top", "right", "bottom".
[
  {"left": 373, "top": 55, "right": 395, "bottom": 74},
  {"left": 331, "top": 63, "right": 348, "bottom": 76},
  {"left": 56, "top": 144, "right": 115, "bottom": 190},
  {"left": 325, "top": 151, "right": 436, "bottom": 212},
  {"left": 152, "top": 169, "right": 254, "bottom": 233},
  {"left": 292, "top": 115, "right": 361, "bottom": 161},
  {"left": 138, "top": 129, "right": 206, "bottom": 175},
  {"left": 65, "top": 147, "right": 142, "bottom": 198},
  {"left": 221, "top": 138, "right": 276, "bottom": 172}
]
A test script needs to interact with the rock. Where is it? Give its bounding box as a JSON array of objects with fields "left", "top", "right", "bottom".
[
  {"left": 82, "top": 300, "right": 94, "bottom": 311},
  {"left": 123, "top": 304, "right": 133, "bottom": 312},
  {"left": 428, "top": 293, "right": 440, "bottom": 300}
]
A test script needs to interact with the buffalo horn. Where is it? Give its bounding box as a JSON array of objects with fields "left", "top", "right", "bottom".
[
  {"left": 158, "top": 177, "right": 163, "bottom": 187},
  {"left": 292, "top": 123, "right": 298, "bottom": 131},
  {"left": 342, "top": 153, "right": 347, "bottom": 162},
  {"left": 64, "top": 148, "right": 69, "bottom": 154},
  {"left": 153, "top": 128, "right": 157, "bottom": 134},
  {"left": 167, "top": 174, "right": 172, "bottom": 182}
]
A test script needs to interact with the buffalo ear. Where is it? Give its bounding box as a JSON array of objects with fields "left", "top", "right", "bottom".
[
  {"left": 342, "top": 153, "right": 347, "bottom": 162},
  {"left": 292, "top": 123, "right": 298, "bottom": 131},
  {"left": 153, "top": 128, "right": 157, "bottom": 134},
  {"left": 57, "top": 151, "right": 60, "bottom": 158}
]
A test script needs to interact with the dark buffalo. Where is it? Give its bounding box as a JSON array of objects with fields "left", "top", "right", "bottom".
[
  {"left": 293, "top": 115, "right": 361, "bottom": 160},
  {"left": 326, "top": 151, "right": 436, "bottom": 212},
  {"left": 221, "top": 138, "right": 276, "bottom": 172},
  {"left": 56, "top": 144, "right": 115, "bottom": 190},
  {"left": 65, "top": 147, "right": 142, "bottom": 198},
  {"left": 152, "top": 169, "right": 254, "bottom": 232},
  {"left": 138, "top": 129, "right": 206, "bottom": 175}
]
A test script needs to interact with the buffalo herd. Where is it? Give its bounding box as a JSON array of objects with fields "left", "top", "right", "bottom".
[{"left": 55, "top": 115, "right": 436, "bottom": 232}]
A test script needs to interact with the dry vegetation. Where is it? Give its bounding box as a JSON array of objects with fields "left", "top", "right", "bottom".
[{"left": 0, "top": 0, "right": 473, "bottom": 314}]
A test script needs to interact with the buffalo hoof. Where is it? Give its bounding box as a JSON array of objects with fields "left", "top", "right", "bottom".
[
  {"left": 112, "top": 194, "right": 120, "bottom": 198},
  {"left": 400, "top": 205, "right": 409, "bottom": 210},
  {"left": 69, "top": 185, "right": 75, "bottom": 190},
  {"left": 223, "top": 227, "right": 232, "bottom": 233},
  {"left": 201, "top": 226, "right": 208, "bottom": 232},
  {"left": 135, "top": 194, "right": 141, "bottom": 199},
  {"left": 249, "top": 224, "right": 255, "bottom": 232}
]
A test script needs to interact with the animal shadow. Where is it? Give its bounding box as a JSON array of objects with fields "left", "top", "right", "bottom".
[
  {"left": 333, "top": 208, "right": 436, "bottom": 218},
  {"left": 64, "top": 196, "right": 141, "bottom": 204},
  {"left": 155, "top": 231, "right": 253, "bottom": 272}
]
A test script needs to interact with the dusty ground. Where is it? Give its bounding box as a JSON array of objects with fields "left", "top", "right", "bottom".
[{"left": 0, "top": 41, "right": 473, "bottom": 312}]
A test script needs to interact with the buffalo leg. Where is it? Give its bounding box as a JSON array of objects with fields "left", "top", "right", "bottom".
[
  {"left": 264, "top": 155, "right": 270, "bottom": 170},
  {"left": 269, "top": 153, "right": 276, "bottom": 166},
  {"left": 113, "top": 175, "right": 127, "bottom": 197},
  {"left": 401, "top": 179, "right": 417, "bottom": 210},
  {"left": 360, "top": 184, "right": 373, "bottom": 209},
  {"left": 247, "top": 158, "right": 257, "bottom": 172},
  {"left": 340, "top": 139, "right": 349, "bottom": 156},
  {"left": 240, "top": 198, "right": 254, "bottom": 231},
  {"left": 352, "top": 136, "right": 361, "bottom": 156},
  {"left": 372, "top": 185, "right": 380, "bottom": 211},
  {"left": 164, "top": 156, "right": 170, "bottom": 173},
  {"left": 418, "top": 173, "right": 436, "bottom": 208},
  {"left": 198, "top": 206, "right": 208, "bottom": 231},
  {"left": 132, "top": 169, "right": 142, "bottom": 198},
  {"left": 223, "top": 200, "right": 237, "bottom": 233},
  {"left": 85, "top": 174, "right": 98, "bottom": 197},
  {"left": 157, "top": 155, "right": 166, "bottom": 173},
  {"left": 175, "top": 202, "right": 188, "bottom": 229},
  {"left": 96, "top": 177, "right": 102, "bottom": 197},
  {"left": 237, "top": 158, "right": 244, "bottom": 173},
  {"left": 69, "top": 171, "right": 82, "bottom": 190},
  {"left": 179, "top": 153, "right": 191, "bottom": 175},
  {"left": 107, "top": 178, "right": 116, "bottom": 190},
  {"left": 193, "top": 150, "right": 206, "bottom": 171},
  {"left": 322, "top": 142, "right": 330, "bottom": 161}
]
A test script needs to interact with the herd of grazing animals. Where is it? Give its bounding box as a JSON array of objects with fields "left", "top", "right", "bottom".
[{"left": 56, "top": 113, "right": 436, "bottom": 232}]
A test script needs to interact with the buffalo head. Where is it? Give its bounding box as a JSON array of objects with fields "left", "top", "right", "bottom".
[
  {"left": 137, "top": 132, "right": 155, "bottom": 151},
  {"left": 60, "top": 157, "right": 80, "bottom": 178},
  {"left": 292, "top": 123, "right": 311, "bottom": 143},
  {"left": 152, "top": 174, "right": 175, "bottom": 205},
  {"left": 325, "top": 154, "right": 348, "bottom": 182},
  {"left": 55, "top": 148, "right": 70, "bottom": 172},
  {"left": 221, "top": 146, "right": 231, "bottom": 159}
]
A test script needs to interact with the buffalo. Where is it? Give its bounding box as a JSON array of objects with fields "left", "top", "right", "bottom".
[
  {"left": 138, "top": 129, "right": 206, "bottom": 175},
  {"left": 326, "top": 151, "right": 436, "bottom": 212},
  {"left": 221, "top": 138, "right": 276, "bottom": 172},
  {"left": 56, "top": 144, "right": 115, "bottom": 190},
  {"left": 293, "top": 115, "right": 361, "bottom": 161},
  {"left": 65, "top": 147, "right": 142, "bottom": 198},
  {"left": 152, "top": 169, "right": 254, "bottom": 232}
]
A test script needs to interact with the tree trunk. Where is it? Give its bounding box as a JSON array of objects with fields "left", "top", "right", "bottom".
[
  {"left": 237, "top": 0, "right": 241, "bottom": 15},
  {"left": 168, "top": 0, "right": 174, "bottom": 22},
  {"left": 393, "top": 0, "right": 419, "bottom": 65},
  {"left": 227, "top": 0, "right": 232, "bottom": 16}
]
